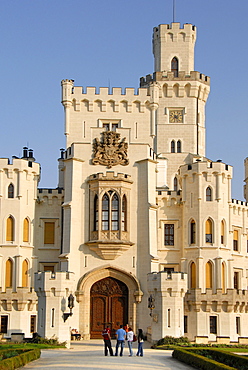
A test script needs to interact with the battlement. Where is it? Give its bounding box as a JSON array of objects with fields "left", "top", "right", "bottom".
[
  {"left": 88, "top": 171, "right": 133, "bottom": 183},
  {"left": 35, "top": 271, "right": 75, "bottom": 293},
  {"left": 38, "top": 188, "right": 63, "bottom": 195},
  {"left": 140, "top": 70, "right": 210, "bottom": 87},
  {"left": 179, "top": 159, "right": 233, "bottom": 177},
  {"left": 148, "top": 271, "right": 187, "bottom": 292},
  {"left": 61, "top": 79, "right": 149, "bottom": 105},
  {"left": 153, "top": 22, "right": 196, "bottom": 35},
  {"left": 0, "top": 157, "right": 40, "bottom": 175}
]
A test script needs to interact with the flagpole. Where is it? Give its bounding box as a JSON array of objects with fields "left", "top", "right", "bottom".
[{"left": 173, "top": 0, "right": 176, "bottom": 22}]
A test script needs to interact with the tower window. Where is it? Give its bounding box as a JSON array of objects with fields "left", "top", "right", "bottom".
[
  {"left": 221, "top": 220, "right": 225, "bottom": 244},
  {"left": 171, "top": 140, "right": 175, "bottom": 153},
  {"left": 164, "top": 224, "right": 174, "bottom": 246},
  {"left": 206, "top": 261, "right": 213, "bottom": 289},
  {"left": 177, "top": 140, "right": 181, "bottom": 153},
  {"left": 190, "top": 220, "right": 196, "bottom": 244},
  {"left": 171, "top": 57, "right": 179, "bottom": 77},
  {"left": 206, "top": 187, "right": 212, "bottom": 201},
  {"left": 23, "top": 218, "right": 29, "bottom": 242},
  {"left": 8, "top": 184, "right": 14, "bottom": 198},
  {"left": 6, "top": 216, "right": 14, "bottom": 242},
  {"left": 205, "top": 218, "right": 213, "bottom": 243},
  {"left": 44, "top": 222, "right": 55, "bottom": 244}
]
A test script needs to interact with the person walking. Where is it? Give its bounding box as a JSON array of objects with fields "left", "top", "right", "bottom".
[
  {"left": 136, "top": 328, "right": 144, "bottom": 357},
  {"left": 126, "top": 327, "right": 134, "bottom": 356},
  {"left": 101, "top": 326, "right": 113, "bottom": 356},
  {"left": 115, "top": 325, "right": 126, "bottom": 356}
]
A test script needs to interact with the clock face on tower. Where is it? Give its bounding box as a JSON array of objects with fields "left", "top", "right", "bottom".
[{"left": 169, "top": 110, "right": 183, "bottom": 123}]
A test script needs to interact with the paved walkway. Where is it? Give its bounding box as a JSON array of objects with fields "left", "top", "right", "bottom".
[{"left": 20, "top": 340, "right": 195, "bottom": 370}]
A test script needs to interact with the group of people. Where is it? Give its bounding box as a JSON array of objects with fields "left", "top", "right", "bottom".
[{"left": 101, "top": 324, "right": 144, "bottom": 357}]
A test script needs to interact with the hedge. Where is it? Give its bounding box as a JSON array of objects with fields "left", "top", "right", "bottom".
[
  {"left": 186, "top": 348, "right": 248, "bottom": 370},
  {"left": 0, "top": 348, "right": 41, "bottom": 370},
  {"left": 173, "top": 348, "right": 236, "bottom": 370}
]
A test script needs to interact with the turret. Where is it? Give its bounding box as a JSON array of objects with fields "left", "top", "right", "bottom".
[{"left": 153, "top": 23, "right": 196, "bottom": 75}]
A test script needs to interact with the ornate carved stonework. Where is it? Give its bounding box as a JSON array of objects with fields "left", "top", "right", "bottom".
[
  {"left": 92, "top": 131, "right": 129, "bottom": 168},
  {"left": 91, "top": 277, "right": 128, "bottom": 296}
]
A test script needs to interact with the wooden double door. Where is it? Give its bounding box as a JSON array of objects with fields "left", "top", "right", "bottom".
[{"left": 90, "top": 277, "right": 128, "bottom": 338}]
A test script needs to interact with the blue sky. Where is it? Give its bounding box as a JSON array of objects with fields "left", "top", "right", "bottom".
[{"left": 0, "top": 0, "right": 247, "bottom": 199}]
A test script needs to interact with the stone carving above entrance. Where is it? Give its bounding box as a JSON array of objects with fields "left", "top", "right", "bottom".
[{"left": 92, "top": 131, "right": 129, "bottom": 168}]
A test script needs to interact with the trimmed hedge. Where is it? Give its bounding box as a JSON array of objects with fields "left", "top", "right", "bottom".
[
  {"left": 173, "top": 348, "right": 236, "bottom": 370},
  {"left": 188, "top": 348, "right": 248, "bottom": 370},
  {"left": 0, "top": 348, "right": 41, "bottom": 370}
]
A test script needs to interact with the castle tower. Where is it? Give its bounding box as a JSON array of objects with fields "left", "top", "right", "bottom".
[
  {"left": 141, "top": 23, "right": 210, "bottom": 190},
  {"left": 153, "top": 23, "right": 196, "bottom": 74}
]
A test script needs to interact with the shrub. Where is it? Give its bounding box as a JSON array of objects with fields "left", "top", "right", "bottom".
[
  {"left": 156, "top": 335, "right": 190, "bottom": 346},
  {"left": 0, "top": 349, "right": 40, "bottom": 370},
  {"left": 173, "top": 348, "right": 236, "bottom": 370}
]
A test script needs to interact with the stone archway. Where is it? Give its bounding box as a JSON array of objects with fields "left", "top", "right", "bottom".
[{"left": 75, "top": 266, "right": 143, "bottom": 340}]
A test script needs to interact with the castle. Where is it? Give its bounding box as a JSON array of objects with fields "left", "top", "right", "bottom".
[{"left": 1, "top": 21, "right": 248, "bottom": 345}]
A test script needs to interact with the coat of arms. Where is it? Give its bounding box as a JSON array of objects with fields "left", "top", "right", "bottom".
[{"left": 92, "top": 131, "right": 129, "bottom": 168}]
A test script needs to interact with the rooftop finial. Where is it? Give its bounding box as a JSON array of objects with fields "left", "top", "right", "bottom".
[{"left": 173, "top": 0, "right": 176, "bottom": 22}]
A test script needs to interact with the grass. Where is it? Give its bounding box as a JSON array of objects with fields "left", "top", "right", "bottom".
[{"left": 0, "top": 342, "right": 65, "bottom": 350}]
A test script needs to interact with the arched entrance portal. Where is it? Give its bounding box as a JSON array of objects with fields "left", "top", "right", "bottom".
[{"left": 90, "top": 277, "right": 128, "bottom": 338}]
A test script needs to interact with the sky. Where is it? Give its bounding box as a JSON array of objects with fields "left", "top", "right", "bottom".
[{"left": 0, "top": 0, "right": 247, "bottom": 200}]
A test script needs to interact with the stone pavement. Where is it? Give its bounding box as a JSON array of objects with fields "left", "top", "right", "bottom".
[{"left": 20, "top": 340, "right": 195, "bottom": 370}]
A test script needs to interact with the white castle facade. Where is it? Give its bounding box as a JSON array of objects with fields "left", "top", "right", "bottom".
[{"left": 1, "top": 22, "right": 248, "bottom": 345}]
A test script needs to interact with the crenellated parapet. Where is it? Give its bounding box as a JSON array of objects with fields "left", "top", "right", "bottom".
[
  {"left": 140, "top": 71, "right": 210, "bottom": 101},
  {"left": 61, "top": 79, "right": 150, "bottom": 113},
  {"left": 88, "top": 171, "right": 133, "bottom": 183},
  {"left": 35, "top": 271, "right": 75, "bottom": 295},
  {"left": 0, "top": 158, "right": 40, "bottom": 177}
]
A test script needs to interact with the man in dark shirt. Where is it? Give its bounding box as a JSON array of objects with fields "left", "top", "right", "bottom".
[{"left": 101, "top": 326, "right": 113, "bottom": 356}]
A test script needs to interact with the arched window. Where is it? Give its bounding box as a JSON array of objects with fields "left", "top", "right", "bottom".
[
  {"left": 171, "top": 57, "right": 179, "bottom": 77},
  {"left": 94, "top": 195, "right": 98, "bottom": 231},
  {"left": 206, "top": 218, "right": 213, "bottom": 243},
  {"left": 206, "top": 261, "right": 213, "bottom": 289},
  {"left": 23, "top": 218, "right": 29, "bottom": 242},
  {"left": 8, "top": 183, "right": 14, "bottom": 198},
  {"left": 190, "top": 262, "right": 196, "bottom": 289},
  {"left": 222, "top": 262, "right": 225, "bottom": 293},
  {"left": 22, "top": 259, "right": 28, "bottom": 287},
  {"left": 221, "top": 220, "right": 225, "bottom": 244},
  {"left": 6, "top": 216, "right": 14, "bottom": 242},
  {"left": 171, "top": 140, "right": 175, "bottom": 153},
  {"left": 102, "top": 193, "right": 109, "bottom": 230},
  {"left": 111, "top": 193, "right": 119, "bottom": 231},
  {"left": 206, "top": 187, "right": 212, "bottom": 201},
  {"left": 122, "top": 195, "right": 127, "bottom": 231},
  {"left": 177, "top": 140, "right": 181, "bottom": 153},
  {"left": 174, "top": 177, "right": 178, "bottom": 191},
  {"left": 6, "top": 259, "right": 13, "bottom": 288},
  {"left": 190, "top": 220, "right": 196, "bottom": 244}
]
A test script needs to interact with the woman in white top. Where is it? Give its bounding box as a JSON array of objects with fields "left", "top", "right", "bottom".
[{"left": 126, "top": 327, "right": 134, "bottom": 356}]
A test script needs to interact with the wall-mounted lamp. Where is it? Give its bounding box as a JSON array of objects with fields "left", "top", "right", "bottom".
[
  {"left": 148, "top": 294, "right": 155, "bottom": 316},
  {"left": 63, "top": 294, "right": 74, "bottom": 322}
]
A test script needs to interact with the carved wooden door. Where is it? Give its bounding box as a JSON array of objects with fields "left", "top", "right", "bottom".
[{"left": 90, "top": 277, "right": 128, "bottom": 338}]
